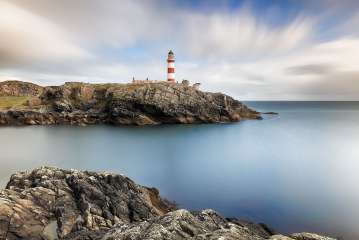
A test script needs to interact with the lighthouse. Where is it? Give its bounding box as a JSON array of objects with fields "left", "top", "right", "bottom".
[{"left": 167, "top": 50, "right": 175, "bottom": 82}]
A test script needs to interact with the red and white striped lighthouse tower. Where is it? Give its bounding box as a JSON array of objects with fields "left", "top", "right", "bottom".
[{"left": 167, "top": 50, "right": 175, "bottom": 82}]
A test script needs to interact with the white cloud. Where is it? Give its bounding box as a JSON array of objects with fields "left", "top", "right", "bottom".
[
  {"left": 8, "top": 0, "right": 172, "bottom": 48},
  {"left": 178, "top": 9, "right": 313, "bottom": 59},
  {"left": 0, "top": 1, "right": 92, "bottom": 68},
  {"left": 1, "top": 0, "right": 359, "bottom": 100}
]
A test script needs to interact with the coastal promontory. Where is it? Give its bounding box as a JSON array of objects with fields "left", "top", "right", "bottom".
[{"left": 0, "top": 80, "right": 261, "bottom": 126}]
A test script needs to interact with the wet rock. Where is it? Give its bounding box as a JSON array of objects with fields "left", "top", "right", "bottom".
[{"left": 263, "top": 112, "right": 279, "bottom": 115}]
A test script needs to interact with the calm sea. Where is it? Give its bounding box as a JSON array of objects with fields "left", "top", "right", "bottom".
[{"left": 0, "top": 101, "right": 358, "bottom": 239}]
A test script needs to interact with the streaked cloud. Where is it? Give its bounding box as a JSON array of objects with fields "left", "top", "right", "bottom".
[
  {"left": 1, "top": 0, "right": 359, "bottom": 100},
  {"left": 0, "top": 1, "right": 91, "bottom": 68},
  {"left": 178, "top": 10, "right": 313, "bottom": 59},
  {"left": 286, "top": 64, "right": 334, "bottom": 76}
]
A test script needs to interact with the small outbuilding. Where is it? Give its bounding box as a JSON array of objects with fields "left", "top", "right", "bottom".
[{"left": 193, "top": 83, "right": 201, "bottom": 90}]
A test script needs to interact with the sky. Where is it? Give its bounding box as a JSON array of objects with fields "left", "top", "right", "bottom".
[{"left": 1, "top": 0, "right": 359, "bottom": 100}]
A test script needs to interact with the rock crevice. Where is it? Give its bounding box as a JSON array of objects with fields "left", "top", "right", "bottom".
[{"left": 0, "top": 167, "right": 175, "bottom": 239}]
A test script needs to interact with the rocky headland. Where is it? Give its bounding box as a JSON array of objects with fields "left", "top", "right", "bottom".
[
  {"left": 0, "top": 166, "right": 335, "bottom": 240},
  {"left": 0, "top": 80, "right": 261, "bottom": 126}
]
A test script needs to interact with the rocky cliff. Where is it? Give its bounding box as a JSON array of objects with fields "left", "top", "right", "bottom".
[
  {"left": 0, "top": 167, "right": 336, "bottom": 240},
  {"left": 0, "top": 81, "right": 261, "bottom": 126}
]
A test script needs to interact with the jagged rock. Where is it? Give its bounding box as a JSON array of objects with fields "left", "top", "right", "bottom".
[
  {"left": 0, "top": 167, "right": 336, "bottom": 240},
  {"left": 0, "top": 81, "right": 262, "bottom": 126},
  {"left": 99, "top": 209, "right": 264, "bottom": 240},
  {"left": 290, "top": 232, "right": 336, "bottom": 240},
  {"left": 53, "top": 100, "right": 73, "bottom": 113},
  {"left": 269, "top": 234, "right": 336, "bottom": 240},
  {"left": 227, "top": 218, "right": 277, "bottom": 237},
  {"left": 0, "top": 167, "right": 175, "bottom": 239}
]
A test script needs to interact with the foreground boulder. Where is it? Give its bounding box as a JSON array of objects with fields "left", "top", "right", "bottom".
[
  {"left": 0, "top": 81, "right": 261, "bottom": 126},
  {"left": 0, "top": 167, "right": 336, "bottom": 240},
  {"left": 0, "top": 167, "right": 175, "bottom": 239}
]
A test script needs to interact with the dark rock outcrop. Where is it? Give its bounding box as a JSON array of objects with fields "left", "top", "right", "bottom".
[
  {"left": 0, "top": 167, "right": 335, "bottom": 240},
  {"left": 0, "top": 167, "right": 175, "bottom": 239},
  {"left": 0, "top": 81, "right": 261, "bottom": 126}
]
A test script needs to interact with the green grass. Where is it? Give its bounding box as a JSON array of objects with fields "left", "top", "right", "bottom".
[{"left": 0, "top": 96, "right": 31, "bottom": 110}]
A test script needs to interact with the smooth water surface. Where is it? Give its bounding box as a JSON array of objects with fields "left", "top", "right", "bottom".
[{"left": 0, "top": 101, "right": 358, "bottom": 239}]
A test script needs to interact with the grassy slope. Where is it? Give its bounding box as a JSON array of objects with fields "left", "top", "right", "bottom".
[{"left": 0, "top": 96, "right": 31, "bottom": 110}]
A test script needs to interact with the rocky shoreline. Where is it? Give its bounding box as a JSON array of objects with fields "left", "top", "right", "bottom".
[
  {"left": 0, "top": 166, "right": 335, "bottom": 240},
  {"left": 0, "top": 81, "right": 261, "bottom": 126}
]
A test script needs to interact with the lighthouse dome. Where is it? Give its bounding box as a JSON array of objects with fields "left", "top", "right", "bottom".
[{"left": 168, "top": 50, "right": 175, "bottom": 60}]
